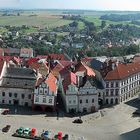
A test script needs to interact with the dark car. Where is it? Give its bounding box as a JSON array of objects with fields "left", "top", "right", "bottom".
[
  {"left": 63, "top": 134, "right": 69, "bottom": 140},
  {"left": 1, "top": 109, "right": 10, "bottom": 115},
  {"left": 2, "top": 125, "right": 11, "bottom": 132},
  {"left": 72, "top": 118, "right": 83, "bottom": 124}
]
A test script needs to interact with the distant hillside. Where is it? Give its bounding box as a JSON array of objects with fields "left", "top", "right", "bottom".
[{"left": 100, "top": 13, "right": 140, "bottom": 22}]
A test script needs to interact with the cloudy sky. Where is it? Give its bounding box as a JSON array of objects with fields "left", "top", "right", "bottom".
[{"left": 0, "top": 0, "right": 140, "bottom": 11}]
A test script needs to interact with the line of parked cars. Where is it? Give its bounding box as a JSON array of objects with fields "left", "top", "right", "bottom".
[{"left": 13, "top": 126, "right": 69, "bottom": 140}]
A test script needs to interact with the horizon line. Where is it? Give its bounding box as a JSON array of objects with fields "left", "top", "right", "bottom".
[{"left": 0, "top": 8, "right": 140, "bottom": 12}]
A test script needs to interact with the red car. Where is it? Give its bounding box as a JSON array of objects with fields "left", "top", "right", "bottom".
[
  {"left": 57, "top": 132, "right": 62, "bottom": 140},
  {"left": 30, "top": 128, "right": 36, "bottom": 137},
  {"left": 1, "top": 109, "right": 10, "bottom": 115}
]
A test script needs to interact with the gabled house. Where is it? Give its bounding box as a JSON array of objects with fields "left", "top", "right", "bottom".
[
  {"left": 33, "top": 73, "right": 58, "bottom": 111},
  {"left": 59, "top": 63, "right": 100, "bottom": 113},
  {"left": 78, "top": 80, "right": 99, "bottom": 113},
  {"left": 20, "top": 48, "right": 33, "bottom": 58}
]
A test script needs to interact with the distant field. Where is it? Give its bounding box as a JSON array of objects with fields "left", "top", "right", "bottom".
[
  {"left": 0, "top": 14, "right": 73, "bottom": 29},
  {"left": 84, "top": 16, "right": 135, "bottom": 27}
]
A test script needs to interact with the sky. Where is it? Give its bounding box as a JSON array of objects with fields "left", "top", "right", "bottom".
[{"left": 0, "top": 0, "right": 140, "bottom": 11}]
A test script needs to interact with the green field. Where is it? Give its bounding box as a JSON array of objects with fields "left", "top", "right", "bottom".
[
  {"left": 0, "top": 14, "right": 73, "bottom": 29},
  {"left": 84, "top": 15, "right": 135, "bottom": 27}
]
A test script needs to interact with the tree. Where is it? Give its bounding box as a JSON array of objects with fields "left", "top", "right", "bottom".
[{"left": 101, "top": 20, "right": 106, "bottom": 29}]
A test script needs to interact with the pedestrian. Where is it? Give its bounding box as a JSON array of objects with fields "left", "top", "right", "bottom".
[{"left": 15, "top": 108, "right": 17, "bottom": 114}]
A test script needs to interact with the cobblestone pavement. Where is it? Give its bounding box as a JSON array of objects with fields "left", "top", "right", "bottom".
[{"left": 0, "top": 96, "right": 140, "bottom": 140}]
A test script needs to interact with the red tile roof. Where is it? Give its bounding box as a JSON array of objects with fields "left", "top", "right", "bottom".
[
  {"left": 27, "top": 58, "right": 39, "bottom": 65},
  {"left": 49, "top": 53, "right": 66, "bottom": 60},
  {"left": 45, "top": 73, "right": 57, "bottom": 94},
  {"left": 74, "top": 62, "right": 95, "bottom": 77},
  {"left": 35, "top": 77, "right": 45, "bottom": 87},
  {"left": 60, "top": 69, "right": 77, "bottom": 93},
  {"left": 13, "top": 56, "right": 21, "bottom": 64},
  {"left": 104, "top": 62, "right": 140, "bottom": 80},
  {"left": 51, "top": 63, "right": 64, "bottom": 77},
  {"left": 36, "top": 55, "right": 48, "bottom": 59}
]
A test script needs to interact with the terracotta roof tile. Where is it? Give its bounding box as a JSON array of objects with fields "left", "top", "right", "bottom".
[
  {"left": 49, "top": 53, "right": 66, "bottom": 60},
  {"left": 105, "top": 62, "right": 140, "bottom": 80},
  {"left": 45, "top": 73, "right": 57, "bottom": 94},
  {"left": 60, "top": 69, "right": 77, "bottom": 93},
  {"left": 35, "top": 77, "right": 45, "bottom": 87},
  {"left": 51, "top": 63, "right": 64, "bottom": 77},
  {"left": 75, "top": 62, "right": 95, "bottom": 77}
]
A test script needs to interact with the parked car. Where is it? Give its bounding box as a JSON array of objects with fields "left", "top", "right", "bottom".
[
  {"left": 16, "top": 127, "right": 24, "bottom": 135},
  {"left": 41, "top": 130, "right": 51, "bottom": 140},
  {"left": 1, "top": 109, "right": 10, "bottom": 115},
  {"left": 72, "top": 118, "right": 83, "bottom": 124},
  {"left": 63, "top": 134, "right": 69, "bottom": 140},
  {"left": 23, "top": 128, "right": 31, "bottom": 136},
  {"left": 30, "top": 128, "right": 36, "bottom": 137},
  {"left": 2, "top": 125, "right": 11, "bottom": 132},
  {"left": 57, "top": 131, "right": 62, "bottom": 140}
]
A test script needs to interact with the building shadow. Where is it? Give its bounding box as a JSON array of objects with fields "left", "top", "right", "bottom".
[
  {"left": 120, "top": 127, "right": 140, "bottom": 140},
  {"left": 0, "top": 104, "right": 49, "bottom": 115},
  {"left": 125, "top": 97, "right": 140, "bottom": 109}
]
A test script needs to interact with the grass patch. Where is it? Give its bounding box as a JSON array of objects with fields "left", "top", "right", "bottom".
[{"left": 0, "top": 15, "right": 73, "bottom": 29}]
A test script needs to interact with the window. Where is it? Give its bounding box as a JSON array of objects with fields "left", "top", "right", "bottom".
[
  {"left": 28, "top": 94, "right": 31, "bottom": 99},
  {"left": 9, "top": 92, "right": 12, "bottom": 97},
  {"left": 7, "top": 82, "right": 10, "bottom": 85},
  {"left": 21, "top": 94, "right": 25, "bottom": 99},
  {"left": 44, "top": 90, "right": 48, "bottom": 94},
  {"left": 35, "top": 97, "right": 39, "bottom": 102},
  {"left": 14, "top": 93, "right": 17, "bottom": 98},
  {"left": 111, "top": 82, "right": 114, "bottom": 87},
  {"left": 87, "top": 92, "right": 89, "bottom": 94},
  {"left": 49, "top": 99, "right": 52, "bottom": 103},
  {"left": 43, "top": 98, "right": 46, "bottom": 103},
  {"left": 86, "top": 99, "right": 88, "bottom": 103},
  {"left": 25, "top": 83, "right": 28, "bottom": 86},
  {"left": 106, "top": 82, "right": 109, "bottom": 88},
  {"left": 98, "top": 92, "right": 101, "bottom": 97},
  {"left": 9, "top": 100, "right": 11, "bottom": 104},
  {"left": 106, "top": 90, "right": 109, "bottom": 96},
  {"left": 69, "top": 100, "right": 71, "bottom": 104},
  {"left": 115, "top": 89, "right": 119, "bottom": 96},
  {"left": 73, "top": 100, "right": 76, "bottom": 104},
  {"left": 80, "top": 100, "right": 82, "bottom": 104},
  {"left": 111, "top": 90, "right": 114, "bottom": 96},
  {"left": 92, "top": 99, "right": 94, "bottom": 103},
  {"left": 40, "top": 90, "right": 43, "bottom": 94},
  {"left": 2, "top": 92, "right": 5, "bottom": 96},
  {"left": 116, "top": 82, "right": 119, "bottom": 87},
  {"left": 2, "top": 100, "right": 5, "bottom": 103}
]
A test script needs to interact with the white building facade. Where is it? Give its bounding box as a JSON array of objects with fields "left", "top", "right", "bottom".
[
  {"left": 104, "top": 62, "right": 140, "bottom": 105},
  {"left": 78, "top": 81, "right": 99, "bottom": 113}
]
